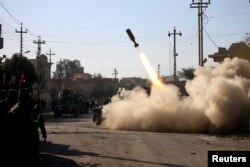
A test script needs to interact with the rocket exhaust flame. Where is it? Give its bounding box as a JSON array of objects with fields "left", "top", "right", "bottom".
[
  {"left": 139, "top": 52, "right": 164, "bottom": 89},
  {"left": 102, "top": 58, "right": 250, "bottom": 134},
  {"left": 126, "top": 28, "right": 163, "bottom": 88}
]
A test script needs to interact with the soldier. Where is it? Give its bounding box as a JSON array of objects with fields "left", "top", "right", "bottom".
[
  {"left": 5, "top": 88, "right": 40, "bottom": 167},
  {"left": 0, "top": 89, "right": 18, "bottom": 114},
  {"left": 0, "top": 89, "right": 18, "bottom": 134},
  {"left": 32, "top": 99, "right": 47, "bottom": 142},
  {"left": 0, "top": 89, "right": 7, "bottom": 101},
  {"left": 0, "top": 89, "right": 18, "bottom": 162}
]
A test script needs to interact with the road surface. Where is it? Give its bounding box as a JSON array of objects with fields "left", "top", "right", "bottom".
[{"left": 40, "top": 114, "right": 250, "bottom": 167}]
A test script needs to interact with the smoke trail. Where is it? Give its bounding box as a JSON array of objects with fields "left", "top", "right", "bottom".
[
  {"left": 139, "top": 52, "right": 164, "bottom": 88},
  {"left": 102, "top": 58, "right": 250, "bottom": 133}
]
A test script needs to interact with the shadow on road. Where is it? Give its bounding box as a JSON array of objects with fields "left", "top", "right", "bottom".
[
  {"left": 40, "top": 141, "right": 98, "bottom": 157},
  {"left": 40, "top": 153, "right": 80, "bottom": 167},
  {"left": 40, "top": 141, "right": 187, "bottom": 167},
  {"left": 40, "top": 141, "right": 100, "bottom": 167},
  {"left": 94, "top": 154, "right": 188, "bottom": 167}
]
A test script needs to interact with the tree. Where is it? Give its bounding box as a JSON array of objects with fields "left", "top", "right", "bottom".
[
  {"left": 178, "top": 67, "right": 195, "bottom": 80},
  {"left": 244, "top": 35, "right": 250, "bottom": 46},
  {"left": 90, "top": 82, "right": 116, "bottom": 99},
  {"left": 93, "top": 73, "right": 102, "bottom": 79},
  {"left": 52, "top": 59, "right": 84, "bottom": 79},
  {"left": 53, "top": 60, "right": 64, "bottom": 79},
  {"left": 1, "top": 53, "right": 37, "bottom": 88}
]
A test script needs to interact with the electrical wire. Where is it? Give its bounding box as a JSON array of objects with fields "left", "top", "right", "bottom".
[
  {"left": 0, "top": 1, "right": 20, "bottom": 25},
  {"left": 203, "top": 27, "right": 219, "bottom": 48}
]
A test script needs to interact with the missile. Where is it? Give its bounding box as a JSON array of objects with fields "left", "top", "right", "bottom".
[{"left": 126, "top": 29, "right": 139, "bottom": 48}]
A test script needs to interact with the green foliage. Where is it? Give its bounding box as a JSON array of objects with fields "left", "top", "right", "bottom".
[
  {"left": 53, "top": 59, "right": 84, "bottom": 79},
  {"left": 2, "top": 53, "right": 37, "bottom": 88},
  {"left": 178, "top": 67, "right": 195, "bottom": 80},
  {"left": 244, "top": 35, "right": 250, "bottom": 46},
  {"left": 90, "top": 81, "right": 115, "bottom": 99},
  {"left": 93, "top": 73, "right": 103, "bottom": 78}
]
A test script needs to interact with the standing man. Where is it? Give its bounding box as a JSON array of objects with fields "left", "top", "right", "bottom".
[
  {"left": 33, "top": 99, "right": 47, "bottom": 142},
  {"left": 0, "top": 89, "right": 18, "bottom": 161},
  {"left": 5, "top": 88, "right": 40, "bottom": 167}
]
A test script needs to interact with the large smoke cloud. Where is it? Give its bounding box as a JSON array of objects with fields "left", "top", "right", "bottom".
[{"left": 102, "top": 58, "right": 250, "bottom": 133}]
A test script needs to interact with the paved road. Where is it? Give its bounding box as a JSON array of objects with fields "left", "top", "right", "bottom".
[{"left": 40, "top": 114, "right": 250, "bottom": 167}]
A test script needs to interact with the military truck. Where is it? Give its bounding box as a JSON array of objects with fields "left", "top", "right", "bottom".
[
  {"left": 53, "top": 98, "right": 80, "bottom": 117},
  {"left": 52, "top": 89, "right": 81, "bottom": 117}
]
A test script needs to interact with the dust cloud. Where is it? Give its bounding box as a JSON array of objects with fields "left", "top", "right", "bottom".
[{"left": 102, "top": 58, "right": 250, "bottom": 133}]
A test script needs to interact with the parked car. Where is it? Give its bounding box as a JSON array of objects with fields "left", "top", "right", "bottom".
[
  {"left": 53, "top": 98, "right": 80, "bottom": 118},
  {"left": 93, "top": 106, "right": 103, "bottom": 125},
  {"left": 93, "top": 98, "right": 111, "bottom": 125}
]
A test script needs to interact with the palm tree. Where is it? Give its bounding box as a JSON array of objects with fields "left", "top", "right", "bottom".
[{"left": 178, "top": 67, "right": 195, "bottom": 80}]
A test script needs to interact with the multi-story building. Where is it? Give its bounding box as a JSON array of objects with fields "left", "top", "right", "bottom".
[{"left": 29, "top": 54, "right": 53, "bottom": 101}]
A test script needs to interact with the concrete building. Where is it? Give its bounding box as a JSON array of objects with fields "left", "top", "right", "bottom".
[
  {"left": 49, "top": 76, "right": 119, "bottom": 101},
  {"left": 29, "top": 54, "right": 53, "bottom": 101},
  {"left": 119, "top": 77, "right": 148, "bottom": 90},
  {"left": 72, "top": 73, "right": 92, "bottom": 81},
  {"left": 209, "top": 42, "right": 250, "bottom": 63}
]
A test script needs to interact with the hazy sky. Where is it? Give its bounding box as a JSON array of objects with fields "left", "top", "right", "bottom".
[{"left": 0, "top": 0, "right": 249, "bottom": 78}]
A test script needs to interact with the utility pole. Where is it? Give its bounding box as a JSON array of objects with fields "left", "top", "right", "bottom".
[
  {"left": 46, "top": 49, "right": 55, "bottom": 64},
  {"left": 15, "top": 23, "right": 28, "bottom": 58},
  {"left": 157, "top": 64, "right": 161, "bottom": 78},
  {"left": 169, "top": 43, "right": 172, "bottom": 76},
  {"left": 168, "top": 26, "right": 182, "bottom": 82},
  {"left": 190, "top": 0, "right": 211, "bottom": 66},
  {"left": 46, "top": 49, "right": 55, "bottom": 79},
  {"left": 33, "top": 36, "right": 45, "bottom": 99},
  {"left": 112, "top": 68, "right": 118, "bottom": 79},
  {"left": 0, "top": 24, "right": 3, "bottom": 49},
  {"left": 33, "top": 36, "right": 46, "bottom": 57}
]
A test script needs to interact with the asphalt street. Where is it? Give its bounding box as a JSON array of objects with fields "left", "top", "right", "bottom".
[{"left": 40, "top": 114, "right": 250, "bottom": 167}]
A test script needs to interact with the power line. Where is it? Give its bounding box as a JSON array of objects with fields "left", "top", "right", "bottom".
[
  {"left": 0, "top": 11, "right": 53, "bottom": 53},
  {"left": 0, "top": 17, "right": 17, "bottom": 30},
  {"left": 2, "top": 27, "right": 19, "bottom": 43},
  {"left": 203, "top": 27, "right": 219, "bottom": 48},
  {"left": 0, "top": 1, "right": 20, "bottom": 25},
  {"left": 0, "top": 10, "right": 52, "bottom": 56}
]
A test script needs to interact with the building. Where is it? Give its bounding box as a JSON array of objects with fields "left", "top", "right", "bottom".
[
  {"left": 29, "top": 54, "right": 53, "bottom": 101},
  {"left": 72, "top": 73, "right": 92, "bottom": 81},
  {"left": 119, "top": 77, "right": 148, "bottom": 90},
  {"left": 49, "top": 76, "right": 119, "bottom": 101},
  {"left": 209, "top": 42, "right": 250, "bottom": 63}
]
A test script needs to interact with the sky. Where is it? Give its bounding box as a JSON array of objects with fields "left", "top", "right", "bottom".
[{"left": 0, "top": 0, "right": 249, "bottom": 79}]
